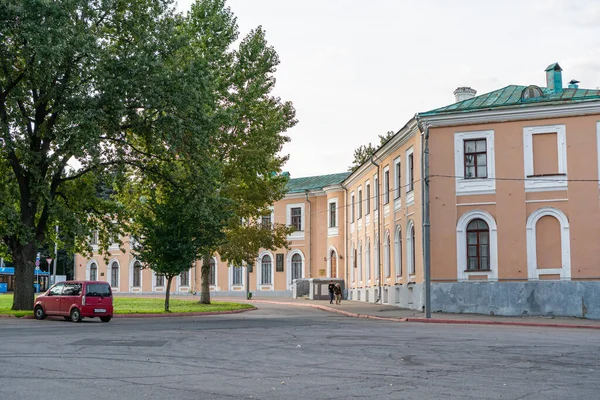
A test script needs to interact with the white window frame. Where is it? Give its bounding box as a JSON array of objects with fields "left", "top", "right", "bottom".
[
  {"left": 365, "top": 239, "right": 371, "bottom": 283},
  {"left": 526, "top": 207, "right": 571, "bottom": 280},
  {"left": 357, "top": 242, "right": 363, "bottom": 283},
  {"left": 256, "top": 251, "right": 275, "bottom": 289},
  {"left": 365, "top": 180, "right": 371, "bottom": 222},
  {"left": 108, "top": 259, "right": 120, "bottom": 291},
  {"left": 454, "top": 130, "right": 496, "bottom": 195},
  {"left": 456, "top": 210, "right": 498, "bottom": 281},
  {"left": 327, "top": 198, "right": 339, "bottom": 237},
  {"left": 523, "top": 124, "right": 567, "bottom": 192},
  {"left": 129, "top": 259, "right": 143, "bottom": 292},
  {"left": 357, "top": 186, "right": 363, "bottom": 220},
  {"left": 209, "top": 256, "right": 218, "bottom": 289},
  {"left": 394, "top": 157, "right": 401, "bottom": 211},
  {"left": 406, "top": 147, "right": 415, "bottom": 205},
  {"left": 406, "top": 221, "right": 416, "bottom": 276},
  {"left": 229, "top": 264, "right": 245, "bottom": 289},
  {"left": 287, "top": 250, "right": 305, "bottom": 289},
  {"left": 350, "top": 243, "right": 355, "bottom": 283},
  {"left": 383, "top": 166, "right": 390, "bottom": 217},
  {"left": 373, "top": 174, "right": 379, "bottom": 212},
  {"left": 394, "top": 226, "right": 402, "bottom": 278},
  {"left": 286, "top": 203, "right": 305, "bottom": 240},
  {"left": 383, "top": 231, "right": 391, "bottom": 277},
  {"left": 177, "top": 268, "right": 191, "bottom": 291}
]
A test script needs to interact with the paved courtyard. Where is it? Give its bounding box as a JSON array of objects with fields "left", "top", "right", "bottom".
[{"left": 1, "top": 302, "right": 599, "bottom": 399}]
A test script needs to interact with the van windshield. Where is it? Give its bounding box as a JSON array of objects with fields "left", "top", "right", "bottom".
[{"left": 86, "top": 283, "right": 112, "bottom": 297}]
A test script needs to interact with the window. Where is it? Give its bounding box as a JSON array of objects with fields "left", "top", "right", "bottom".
[
  {"left": 90, "top": 263, "right": 97, "bottom": 281},
  {"left": 49, "top": 283, "right": 64, "bottom": 296},
  {"left": 110, "top": 262, "right": 119, "bottom": 288},
  {"left": 410, "top": 225, "right": 416, "bottom": 274},
  {"left": 329, "top": 202, "right": 337, "bottom": 228},
  {"left": 532, "top": 133, "right": 559, "bottom": 176},
  {"left": 133, "top": 262, "right": 142, "bottom": 287},
  {"left": 464, "top": 139, "right": 487, "bottom": 179},
  {"left": 374, "top": 176, "right": 379, "bottom": 211},
  {"left": 261, "top": 215, "right": 272, "bottom": 229},
  {"left": 357, "top": 243, "right": 363, "bottom": 281},
  {"left": 358, "top": 189, "right": 362, "bottom": 219},
  {"left": 63, "top": 283, "right": 81, "bottom": 296},
  {"left": 86, "top": 283, "right": 111, "bottom": 297},
  {"left": 291, "top": 254, "right": 302, "bottom": 282},
  {"left": 291, "top": 207, "right": 302, "bottom": 231},
  {"left": 523, "top": 125, "right": 566, "bottom": 192},
  {"left": 180, "top": 270, "right": 189, "bottom": 286},
  {"left": 90, "top": 231, "right": 98, "bottom": 246},
  {"left": 408, "top": 153, "right": 414, "bottom": 191},
  {"left": 365, "top": 183, "right": 370, "bottom": 215},
  {"left": 394, "top": 158, "right": 401, "bottom": 199},
  {"left": 365, "top": 241, "right": 371, "bottom": 281},
  {"left": 384, "top": 233, "right": 391, "bottom": 277},
  {"left": 374, "top": 235, "right": 380, "bottom": 279},
  {"left": 466, "top": 219, "right": 490, "bottom": 271},
  {"left": 350, "top": 193, "right": 355, "bottom": 222},
  {"left": 156, "top": 274, "right": 165, "bottom": 287},
  {"left": 383, "top": 168, "right": 390, "bottom": 204},
  {"left": 232, "top": 265, "right": 243, "bottom": 285},
  {"left": 209, "top": 258, "right": 216, "bottom": 286},
  {"left": 394, "top": 229, "right": 402, "bottom": 277},
  {"left": 261, "top": 255, "right": 272, "bottom": 284}
]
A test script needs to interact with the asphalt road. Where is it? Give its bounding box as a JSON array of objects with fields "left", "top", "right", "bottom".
[{"left": 1, "top": 303, "right": 599, "bottom": 400}]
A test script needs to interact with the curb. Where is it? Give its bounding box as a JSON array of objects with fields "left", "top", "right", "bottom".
[
  {"left": 4, "top": 306, "right": 257, "bottom": 320},
  {"left": 244, "top": 299, "right": 600, "bottom": 330}
]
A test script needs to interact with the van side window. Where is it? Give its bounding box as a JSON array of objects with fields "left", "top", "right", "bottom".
[
  {"left": 63, "top": 283, "right": 82, "bottom": 296},
  {"left": 48, "top": 283, "right": 64, "bottom": 296}
]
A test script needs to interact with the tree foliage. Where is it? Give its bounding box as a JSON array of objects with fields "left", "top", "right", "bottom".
[{"left": 348, "top": 130, "right": 396, "bottom": 172}]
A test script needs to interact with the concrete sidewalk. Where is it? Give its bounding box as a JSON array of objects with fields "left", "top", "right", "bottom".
[{"left": 229, "top": 296, "right": 600, "bottom": 330}]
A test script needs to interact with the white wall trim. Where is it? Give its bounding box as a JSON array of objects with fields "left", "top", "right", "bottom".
[
  {"left": 210, "top": 256, "right": 219, "bottom": 291},
  {"left": 383, "top": 230, "right": 391, "bottom": 277},
  {"left": 456, "top": 210, "right": 498, "bottom": 281},
  {"left": 526, "top": 207, "right": 571, "bottom": 280},
  {"left": 85, "top": 259, "right": 98, "bottom": 281},
  {"left": 257, "top": 251, "right": 275, "bottom": 289},
  {"left": 356, "top": 242, "right": 362, "bottom": 282},
  {"left": 128, "top": 259, "right": 143, "bottom": 292},
  {"left": 406, "top": 220, "right": 416, "bottom": 276},
  {"left": 394, "top": 225, "right": 402, "bottom": 278},
  {"left": 286, "top": 203, "right": 306, "bottom": 240},
  {"left": 287, "top": 249, "right": 305, "bottom": 289},
  {"left": 523, "top": 124, "right": 567, "bottom": 192},
  {"left": 454, "top": 130, "right": 495, "bottom": 196}
]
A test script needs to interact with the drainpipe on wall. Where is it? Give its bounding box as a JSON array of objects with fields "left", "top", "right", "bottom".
[
  {"left": 305, "top": 190, "right": 312, "bottom": 278},
  {"left": 417, "top": 115, "right": 432, "bottom": 318},
  {"left": 369, "top": 155, "right": 383, "bottom": 304},
  {"left": 341, "top": 181, "right": 348, "bottom": 298}
]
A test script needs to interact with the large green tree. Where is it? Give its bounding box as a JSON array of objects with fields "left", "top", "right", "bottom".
[{"left": 0, "top": 0, "right": 213, "bottom": 310}]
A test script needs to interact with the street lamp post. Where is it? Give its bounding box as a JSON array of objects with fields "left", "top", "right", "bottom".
[{"left": 46, "top": 257, "right": 53, "bottom": 286}]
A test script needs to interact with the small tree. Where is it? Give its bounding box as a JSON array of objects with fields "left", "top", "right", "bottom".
[{"left": 348, "top": 130, "right": 396, "bottom": 172}]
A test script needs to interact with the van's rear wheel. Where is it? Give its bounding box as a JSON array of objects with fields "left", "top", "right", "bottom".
[
  {"left": 70, "top": 308, "right": 82, "bottom": 322},
  {"left": 100, "top": 316, "right": 111, "bottom": 323},
  {"left": 34, "top": 305, "right": 46, "bottom": 320}
]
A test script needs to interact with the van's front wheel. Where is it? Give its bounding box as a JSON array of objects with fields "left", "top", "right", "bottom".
[
  {"left": 70, "top": 308, "right": 82, "bottom": 322},
  {"left": 34, "top": 305, "right": 46, "bottom": 320},
  {"left": 100, "top": 316, "right": 111, "bottom": 323}
]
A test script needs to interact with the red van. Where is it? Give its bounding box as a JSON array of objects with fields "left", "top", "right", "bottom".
[{"left": 34, "top": 280, "right": 114, "bottom": 322}]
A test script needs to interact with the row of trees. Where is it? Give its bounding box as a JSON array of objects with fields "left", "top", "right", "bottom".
[{"left": 0, "top": 0, "right": 296, "bottom": 311}]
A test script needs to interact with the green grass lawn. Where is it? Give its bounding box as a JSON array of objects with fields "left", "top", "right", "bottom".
[{"left": 0, "top": 294, "right": 253, "bottom": 317}]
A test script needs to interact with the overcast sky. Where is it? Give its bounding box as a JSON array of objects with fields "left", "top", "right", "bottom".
[{"left": 175, "top": 0, "right": 600, "bottom": 178}]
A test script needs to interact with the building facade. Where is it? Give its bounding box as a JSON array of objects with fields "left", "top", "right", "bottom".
[{"left": 75, "top": 62, "right": 600, "bottom": 318}]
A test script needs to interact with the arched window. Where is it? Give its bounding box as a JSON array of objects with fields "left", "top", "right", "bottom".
[
  {"left": 209, "top": 257, "right": 216, "bottom": 286},
  {"left": 365, "top": 241, "right": 371, "bottom": 281},
  {"left": 330, "top": 249, "right": 337, "bottom": 279},
  {"left": 466, "top": 219, "right": 489, "bottom": 270},
  {"left": 384, "top": 232, "right": 391, "bottom": 277},
  {"left": 291, "top": 253, "right": 302, "bottom": 281},
  {"left": 180, "top": 270, "right": 189, "bottom": 286},
  {"left": 357, "top": 243, "right": 363, "bottom": 281},
  {"left": 407, "top": 223, "right": 416, "bottom": 275},
  {"left": 133, "top": 262, "right": 142, "bottom": 287},
  {"left": 394, "top": 228, "right": 402, "bottom": 277},
  {"left": 232, "top": 265, "right": 243, "bottom": 285},
  {"left": 90, "top": 263, "right": 97, "bottom": 281},
  {"left": 350, "top": 244, "right": 355, "bottom": 282},
  {"left": 110, "top": 261, "right": 119, "bottom": 288},
  {"left": 374, "top": 235, "right": 380, "bottom": 279},
  {"left": 261, "top": 255, "right": 272, "bottom": 284}
]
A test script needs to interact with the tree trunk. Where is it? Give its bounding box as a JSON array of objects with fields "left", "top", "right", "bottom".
[
  {"left": 200, "top": 250, "right": 211, "bottom": 304},
  {"left": 165, "top": 275, "right": 174, "bottom": 312},
  {"left": 11, "top": 241, "right": 37, "bottom": 310}
]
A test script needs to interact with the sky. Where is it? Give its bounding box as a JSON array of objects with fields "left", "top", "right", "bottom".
[{"left": 175, "top": 0, "right": 600, "bottom": 179}]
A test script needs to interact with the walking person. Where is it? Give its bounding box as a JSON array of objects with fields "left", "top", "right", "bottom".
[
  {"left": 334, "top": 283, "right": 342, "bottom": 305},
  {"left": 328, "top": 280, "right": 335, "bottom": 304}
]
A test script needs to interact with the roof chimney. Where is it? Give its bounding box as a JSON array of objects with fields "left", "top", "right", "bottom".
[
  {"left": 453, "top": 87, "right": 477, "bottom": 102},
  {"left": 545, "top": 63, "right": 563, "bottom": 92},
  {"left": 568, "top": 79, "right": 580, "bottom": 89}
]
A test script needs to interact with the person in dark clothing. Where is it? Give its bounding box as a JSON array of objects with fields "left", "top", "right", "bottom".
[
  {"left": 334, "top": 283, "right": 342, "bottom": 305},
  {"left": 328, "top": 280, "right": 335, "bottom": 304}
]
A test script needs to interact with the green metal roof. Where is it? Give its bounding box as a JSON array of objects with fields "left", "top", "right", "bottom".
[
  {"left": 286, "top": 172, "right": 351, "bottom": 193},
  {"left": 420, "top": 85, "right": 600, "bottom": 116}
]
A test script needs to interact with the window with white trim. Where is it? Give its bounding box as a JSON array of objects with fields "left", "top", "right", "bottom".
[
  {"left": 373, "top": 175, "right": 379, "bottom": 211},
  {"left": 110, "top": 261, "right": 119, "bottom": 288},
  {"left": 291, "top": 254, "right": 302, "bottom": 282},
  {"left": 365, "top": 182, "right": 370, "bottom": 215},
  {"left": 454, "top": 130, "right": 495, "bottom": 195},
  {"left": 384, "top": 232, "right": 391, "bottom": 277},
  {"left": 328, "top": 198, "right": 339, "bottom": 237},
  {"left": 261, "top": 255, "right": 272, "bottom": 284},
  {"left": 523, "top": 125, "right": 567, "bottom": 192},
  {"left": 394, "top": 228, "right": 402, "bottom": 277},
  {"left": 232, "top": 265, "right": 243, "bottom": 285},
  {"left": 365, "top": 240, "right": 371, "bottom": 281},
  {"left": 180, "top": 270, "right": 189, "bottom": 286},
  {"left": 133, "top": 262, "right": 142, "bottom": 287},
  {"left": 90, "top": 262, "right": 98, "bottom": 281},
  {"left": 286, "top": 203, "right": 305, "bottom": 239},
  {"left": 209, "top": 257, "right": 216, "bottom": 286},
  {"left": 358, "top": 188, "right": 362, "bottom": 219},
  {"left": 350, "top": 193, "right": 355, "bottom": 222},
  {"left": 383, "top": 167, "right": 390, "bottom": 205},
  {"left": 329, "top": 201, "right": 337, "bottom": 228},
  {"left": 394, "top": 157, "right": 401, "bottom": 199}
]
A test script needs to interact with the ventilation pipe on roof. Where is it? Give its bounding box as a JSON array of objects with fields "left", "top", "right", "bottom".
[
  {"left": 545, "top": 63, "right": 563, "bottom": 92},
  {"left": 568, "top": 79, "right": 580, "bottom": 89},
  {"left": 453, "top": 87, "right": 477, "bottom": 102}
]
